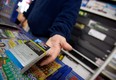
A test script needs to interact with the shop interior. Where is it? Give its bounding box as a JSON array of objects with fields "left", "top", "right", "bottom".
[{"left": 0, "top": 0, "right": 116, "bottom": 80}]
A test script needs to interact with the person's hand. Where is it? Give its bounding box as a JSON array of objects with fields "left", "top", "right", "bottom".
[
  {"left": 17, "top": 13, "right": 26, "bottom": 25},
  {"left": 40, "top": 34, "right": 72, "bottom": 66}
]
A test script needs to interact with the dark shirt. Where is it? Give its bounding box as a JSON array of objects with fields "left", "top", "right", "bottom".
[{"left": 24, "top": 0, "right": 82, "bottom": 41}]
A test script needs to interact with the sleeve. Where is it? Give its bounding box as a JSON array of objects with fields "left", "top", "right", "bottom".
[
  {"left": 23, "top": 0, "right": 36, "bottom": 19},
  {"left": 49, "top": 0, "right": 82, "bottom": 41}
]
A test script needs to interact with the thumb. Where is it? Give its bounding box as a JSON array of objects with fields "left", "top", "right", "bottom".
[{"left": 60, "top": 40, "right": 72, "bottom": 51}]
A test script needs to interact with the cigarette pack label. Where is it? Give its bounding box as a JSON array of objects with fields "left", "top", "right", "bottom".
[{"left": 5, "top": 40, "right": 49, "bottom": 73}]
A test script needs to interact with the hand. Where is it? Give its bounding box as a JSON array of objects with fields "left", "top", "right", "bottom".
[
  {"left": 40, "top": 34, "right": 72, "bottom": 66},
  {"left": 17, "top": 13, "right": 26, "bottom": 25}
]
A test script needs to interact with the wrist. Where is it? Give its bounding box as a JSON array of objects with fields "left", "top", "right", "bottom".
[
  {"left": 50, "top": 32, "right": 66, "bottom": 39},
  {"left": 52, "top": 34, "right": 65, "bottom": 39}
]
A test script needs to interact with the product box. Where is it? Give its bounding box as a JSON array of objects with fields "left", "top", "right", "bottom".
[{"left": 5, "top": 40, "right": 50, "bottom": 73}]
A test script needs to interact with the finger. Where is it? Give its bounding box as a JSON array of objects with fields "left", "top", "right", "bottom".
[
  {"left": 40, "top": 46, "right": 60, "bottom": 66},
  {"left": 40, "top": 51, "right": 56, "bottom": 66},
  {"left": 61, "top": 41, "right": 72, "bottom": 51},
  {"left": 40, "top": 56, "right": 55, "bottom": 66},
  {"left": 46, "top": 38, "right": 52, "bottom": 47}
]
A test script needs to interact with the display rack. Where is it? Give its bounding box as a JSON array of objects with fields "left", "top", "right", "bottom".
[
  {"left": 90, "top": 46, "right": 116, "bottom": 80},
  {"left": 62, "top": 46, "right": 116, "bottom": 80},
  {"left": 80, "top": 7, "right": 116, "bottom": 21},
  {"left": 62, "top": 1, "right": 116, "bottom": 79}
]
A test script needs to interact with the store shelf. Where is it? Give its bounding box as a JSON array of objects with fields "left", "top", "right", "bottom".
[
  {"left": 108, "top": 63, "right": 116, "bottom": 70},
  {"left": 62, "top": 49, "right": 96, "bottom": 74},
  {"left": 80, "top": 7, "right": 116, "bottom": 21},
  {"left": 73, "top": 49, "right": 99, "bottom": 67},
  {"left": 89, "top": 46, "right": 116, "bottom": 80},
  {"left": 102, "top": 70, "right": 116, "bottom": 80}
]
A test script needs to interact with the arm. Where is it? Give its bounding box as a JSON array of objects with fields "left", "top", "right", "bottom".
[
  {"left": 40, "top": 0, "right": 82, "bottom": 66},
  {"left": 49, "top": 0, "right": 82, "bottom": 41}
]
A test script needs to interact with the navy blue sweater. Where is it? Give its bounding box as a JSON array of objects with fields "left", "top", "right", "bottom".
[{"left": 25, "top": 0, "right": 81, "bottom": 41}]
